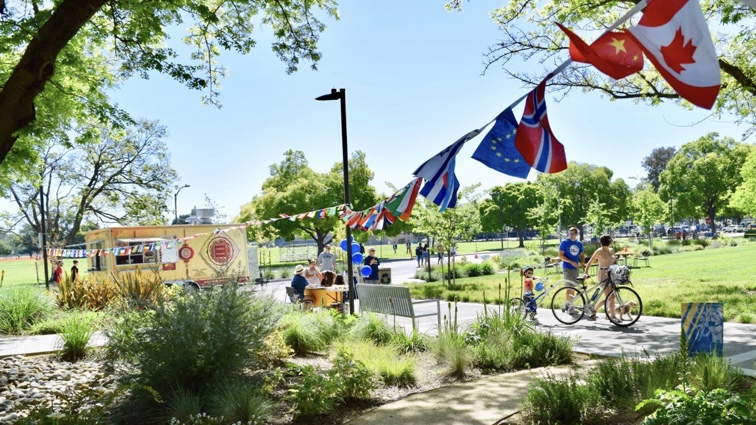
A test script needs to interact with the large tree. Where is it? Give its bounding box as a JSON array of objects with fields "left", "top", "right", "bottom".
[
  {"left": 536, "top": 162, "right": 624, "bottom": 240},
  {"left": 730, "top": 146, "right": 756, "bottom": 217},
  {"left": 480, "top": 182, "right": 542, "bottom": 248},
  {"left": 0, "top": 0, "right": 338, "bottom": 166},
  {"left": 449, "top": 0, "right": 756, "bottom": 133},
  {"left": 631, "top": 187, "right": 665, "bottom": 246},
  {"left": 240, "top": 150, "right": 379, "bottom": 253},
  {"left": 658, "top": 133, "right": 750, "bottom": 232},
  {"left": 1, "top": 120, "right": 178, "bottom": 248},
  {"left": 642, "top": 147, "right": 677, "bottom": 192}
]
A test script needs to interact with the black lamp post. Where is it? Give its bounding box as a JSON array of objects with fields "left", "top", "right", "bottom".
[
  {"left": 174, "top": 184, "right": 190, "bottom": 224},
  {"left": 316, "top": 88, "right": 355, "bottom": 315}
]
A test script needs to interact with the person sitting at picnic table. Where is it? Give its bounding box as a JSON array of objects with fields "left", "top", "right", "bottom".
[
  {"left": 289, "top": 264, "right": 311, "bottom": 302},
  {"left": 321, "top": 270, "right": 336, "bottom": 287},
  {"left": 303, "top": 259, "right": 323, "bottom": 286}
]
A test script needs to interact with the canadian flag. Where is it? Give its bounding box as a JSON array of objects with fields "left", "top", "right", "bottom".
[{"left": 627, "top": 0, "right": 720, "bottom": 109}]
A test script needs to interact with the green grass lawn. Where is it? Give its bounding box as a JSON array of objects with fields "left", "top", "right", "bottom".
[{"left": 405, "top": 241, "right": 756, "bottom": 323}]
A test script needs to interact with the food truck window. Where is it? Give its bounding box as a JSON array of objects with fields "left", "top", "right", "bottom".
[{"left": 115, "top": 240, "right": 163, "bottom": 266}]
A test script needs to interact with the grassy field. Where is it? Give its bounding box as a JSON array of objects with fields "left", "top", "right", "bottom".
[{"left": 405, "top": 241, "right": 756, "bottom": 323}]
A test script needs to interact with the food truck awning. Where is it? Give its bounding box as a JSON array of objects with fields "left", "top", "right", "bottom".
[{"left": 115, "top": 237, "right": 171, "bottom": 243}]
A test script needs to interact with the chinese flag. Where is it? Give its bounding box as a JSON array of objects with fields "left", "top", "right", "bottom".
[{"left": 557, "top": 23, "right": 644, "bottom": 80}]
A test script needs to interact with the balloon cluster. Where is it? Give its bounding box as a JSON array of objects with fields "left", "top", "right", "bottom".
[{"left": 340, "top": 237, "right": 372, "bottom": 277}]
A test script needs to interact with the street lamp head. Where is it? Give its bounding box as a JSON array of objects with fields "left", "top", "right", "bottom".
[{"left": 316, "top": 88, "right": 344, "bottom": 101}]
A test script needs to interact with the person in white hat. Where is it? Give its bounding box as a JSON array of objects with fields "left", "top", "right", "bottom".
[{"left": 290, "top": 264, "right": 309, "bottom": 302}]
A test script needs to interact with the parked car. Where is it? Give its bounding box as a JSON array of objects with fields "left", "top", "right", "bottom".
[
  {"left": 721, "top": 225, "right": 737, "bottom": 233},
  {"left": 747, "top": 223, "right": 756, "bottom": 231}
]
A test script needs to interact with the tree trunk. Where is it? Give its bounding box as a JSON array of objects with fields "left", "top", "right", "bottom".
[
  {"left": 517, "top": 229, "right": 525, "bottom": 248},
  {"left": 0, "top": 0, "right": 108, "bottom": 163}
]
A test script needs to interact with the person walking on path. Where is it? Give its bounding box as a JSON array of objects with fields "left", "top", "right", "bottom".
[
  {"left": 70, "top": 260, "right": 80, "bottom": 281},
  {"left": 406, "top": 241, "right": 412, "bottom": 255},
  {"left": 415, "top": 245, "right": 423, "bottom": 267},
  {"left": 53, "top": 260, "right": 64, "bottom": 285},
  {"left": 363, "top": 247, "right": 380, "bottom": 284},
  {"left": 317, "top": 244, "right": 336, "bottom": 271},
  {"left": 559, "top": 226, "right": 585, "bottom": 303}
]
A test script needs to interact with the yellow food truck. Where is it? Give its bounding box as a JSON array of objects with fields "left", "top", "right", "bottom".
[{"left": 84, "top": 224, "right": 251, "bottom": 290}]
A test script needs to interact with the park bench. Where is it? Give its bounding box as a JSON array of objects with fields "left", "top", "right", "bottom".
[{"left": 355, "top": 284, "right": 441, "bottom": 331}]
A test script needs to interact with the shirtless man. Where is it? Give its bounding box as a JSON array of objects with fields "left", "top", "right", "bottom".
[{"left": 583, "top": 235, "right": 618, "bottom": 321}]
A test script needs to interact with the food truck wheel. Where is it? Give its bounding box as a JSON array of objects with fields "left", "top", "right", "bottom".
[{"left": 184, "top": 282, "right": 200, "bottom": 292}]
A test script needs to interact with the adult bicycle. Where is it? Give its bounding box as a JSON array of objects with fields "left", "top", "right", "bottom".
[{"left": 550, "top": 265, "right": 642, "bottom": 328}]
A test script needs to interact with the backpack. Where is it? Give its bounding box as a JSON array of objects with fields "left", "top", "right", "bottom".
[{"left": 608, "top": 264, "right": 630, "bottom": 284}]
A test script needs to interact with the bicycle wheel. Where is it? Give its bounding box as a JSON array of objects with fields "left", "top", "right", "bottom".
[
  {"left": 551, "top": 286, "right": 586, "bottom": 325},
  {"left": 508, "top": 297, "right": 527, "bottom": 318},
  {"left": 605, "top": 286, "right": 642, "bottom": 327}
]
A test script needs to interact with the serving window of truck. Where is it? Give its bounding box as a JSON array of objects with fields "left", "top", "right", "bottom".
[
  {"left": 87, "top": 241, "right": 108, "bottom": 271},
  {"left": 114, "top": 238, "right": 169, "bottom": 266}
]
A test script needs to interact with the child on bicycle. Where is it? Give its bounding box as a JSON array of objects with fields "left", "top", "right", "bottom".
[{"left": 523, "top": 266, "right": 537, "bottom": 316}]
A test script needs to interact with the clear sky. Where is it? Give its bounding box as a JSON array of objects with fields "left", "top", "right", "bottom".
[{"left": 111, "top": 1, "right": 749, "bottom": 222}]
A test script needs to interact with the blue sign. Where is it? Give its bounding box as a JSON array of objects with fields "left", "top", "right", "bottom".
[{"left": 682, "top": 302, "right": 723, "bottom": 357}]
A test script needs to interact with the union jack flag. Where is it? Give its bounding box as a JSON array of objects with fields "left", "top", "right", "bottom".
[{"left": 514, "top": 78, "right": 567, "bottom": 174}]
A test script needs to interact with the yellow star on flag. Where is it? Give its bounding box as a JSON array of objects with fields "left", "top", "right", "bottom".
[{"left": 610, "top": 37, "right": 627, "bottom": 54}]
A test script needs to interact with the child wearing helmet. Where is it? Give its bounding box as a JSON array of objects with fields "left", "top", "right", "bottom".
[{"left": 522, "top": 266, "right": 538, "bottom": 318}]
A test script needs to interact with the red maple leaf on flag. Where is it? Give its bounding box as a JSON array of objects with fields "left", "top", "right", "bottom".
[{"left": 660, "top": 27, "right": 697, "bottom": 73}]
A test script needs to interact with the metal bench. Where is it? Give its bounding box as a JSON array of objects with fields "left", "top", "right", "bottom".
[{"left": 355, "top": 284, "right": 441, "bottom": 331}]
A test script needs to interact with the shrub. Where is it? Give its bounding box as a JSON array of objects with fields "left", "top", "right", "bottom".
[
  {"left": 444, "top": 265, "right": 466, "bottom": 279},
  {"left": 708, "top": 240, "right": 724, "bottom": 249},
  {"left": 110, "top": 268, "right": 167, "bottom": 310},
  {"left": 56, "top": 274, "right": 118, "bottom": 310},
  {"left": 258, "top": 328, "right": 294, "bottom": 367},
  {"left": 282, "top": 316, "right": 329, "bottom": 355},
  {"left": 688, "top": 354, "right": 751, "bottom": 393},
  {"left": 522, "top": 373, "right": 602, "bottom": 425},
  {"left": 56, "top": 312, "right": 97, "bottom": 362},
  {"left": 693, "top": 238, "right": 710, "bottom": 248},
  {"left": 279, "top": 270, "right": 290, "bottom": 279},
  {"left": 106, "top": 285, "right": 281, "bottom": 396},
  {"left": 337, "top": 339, "right": 417, "bottom": 387},
  {"left": 331, "top": 349, "right": 376, "bottom": 399},
  {"left": 433, "top": 331, "right": 469, "bottom": 379},
  {"left": 465, "top": 263, "right": 483, "bottom": 277},
  {"left": 207, "top": 379, "right": 274, "bottom": 424},
  {"left": 638, "top": 389, "right": 754, "bottom": 425},
  {"left": 166, "top": 388, "right": 203, "bottom": 423},
  {"left": 350, "top": 312, "right": 394, "bottom": 345},
  {"left": 0, "top": 286, "right": 51, "bottom": 334},
  {"left": 480, "top": 261, "right": 496, "bottom": 275},
  {"left": 290, "top": 365, "right": 339, "bottom": 417},
  {"left": 392, "top": 329, "right": 431, "bottom": 353}
]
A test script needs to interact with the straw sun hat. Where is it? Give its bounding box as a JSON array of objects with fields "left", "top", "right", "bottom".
[{"left": 294, "top": 264, "right": 305, "bottom": 275}]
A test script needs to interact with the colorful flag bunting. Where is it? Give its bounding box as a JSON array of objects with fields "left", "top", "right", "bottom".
[
  {"left": 385, "top": 177, "right": 423, "bottom": 221},
  {"left": 414, "top": 129, "right": 481, "bottom": 211},
  {"left": 626, "top": 0, "right": 720, "bottom": 109},
  {"left": 514, "top": 78, "right": 568, "bottom": 174},
  {"left": 557, "top": 23, "right": 644, "bottom": 80},
  {"left": 471, "top": 108, "right": 530, "bottom": 179}
]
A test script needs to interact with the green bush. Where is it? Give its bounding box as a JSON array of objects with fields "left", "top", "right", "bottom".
[
  {"left": 708, "top": 240, "right": 725, "bottom": 249},
  {"left": 106, "top": 285, "right": 281, "bottom": 396},
  {"left": 522, "top": 373, "right": 602, "bottom": 425},
  {"left": 337, "top": 339, "right": 417, "bottom": 387},
  {"left": 350, "top": 312, "right": 394, "bottom": 345},
  {"left": 331, "top": 349, "right": 376, "bottom": 399},
  {"left": 290, "top": 365, "right": 339, "bottom": 417},
  {"left": 392, "top": 329, "right": 431, "bottom": 353},
  {"left": 56, "top": 312, "right": 97, "bottom": 362},
  {"left": 444, "top": 265, "right": 466, "bottom": 279},
  {"left": 465, "top": 263, "right": 483, "bottom": 277},
  {"left": 0, "top": 286, "right": 51, "bottom": 335},
  {"left": 693, "top": 238, "right": 710, "bottom": 248},
  {"left": 639, "top": 389, "right": 754, "bottom": 425},
  {"left": 207, "top": 379, "right": 274, "bottom": 424},
  {"left": 480, "top": 261, "right": 496, "bottom": 275},
  {"left": 167, "top": 388, "right": 203, "bottom": 423},
  {"left": 433, "top": 331, "right": 469, "bottom": 379},
  {"left": 281, "top": 315, "right": 329, "bottom": 355}
]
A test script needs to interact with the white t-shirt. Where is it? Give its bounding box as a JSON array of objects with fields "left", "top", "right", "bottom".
[
  {"left": 304, "top": 267, "right": 321, "bottom": 285},
  {"left": 318, "top": 251, "right": 336, "bottom": 271}
]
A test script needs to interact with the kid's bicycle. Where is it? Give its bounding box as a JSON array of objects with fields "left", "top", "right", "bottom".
[
  {"left": 508, "top": 275, "right": 588, "bottom": 321},
  {"left": 550, "top": 265, "right": 642, "bottom": 327}
]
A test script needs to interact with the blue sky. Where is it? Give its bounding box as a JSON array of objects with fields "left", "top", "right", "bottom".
[{"left": 112, "top": 1, "right": 748, "bottom": 222}]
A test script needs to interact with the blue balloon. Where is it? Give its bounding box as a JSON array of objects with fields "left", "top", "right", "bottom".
[
  {"left": 352, "top": 253, "right": 364, "bottom": 264},
  {"left": 339, "top": 239, "right": 348, "bottom": 251},
  {"left": 351, "top": 242, "right": 361, "bottom": 254},
  {"left": 361, "top": 266, "right": 372, "bottom": 277}
]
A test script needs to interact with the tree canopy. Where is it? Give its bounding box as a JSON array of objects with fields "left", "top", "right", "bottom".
[
  {"left": 449, "top": 0, "right": 756, "bottom": 134},
  {"left": 480, "top": 182, "right": 542, "bottom": 248},
  {"left": 642, "top": 146, "right": 677, "bottom": 192},
  {"left": 1, "top": 120, "right": 178, "bottom": 248},
  {"left": 239, "top": 149, "right": 379, "bottom": 253},
  {"left": 658, "top": 132, "right": 750, "bottom": 231},
  {"left": 0, "top": 0, "right": 338, "bottom": 168}
]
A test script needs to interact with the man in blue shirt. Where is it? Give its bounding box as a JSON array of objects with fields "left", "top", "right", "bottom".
[
  {"left": 363, "top": 247, "right": 380, "bottom": 284},
  {"left": 559, "top": 226, "right": 585, "bottom": 302}
]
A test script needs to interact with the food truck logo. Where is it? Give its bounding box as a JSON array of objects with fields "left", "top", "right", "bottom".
[{"left": 202, "top": 235, "right": 240, "bottom": 266}]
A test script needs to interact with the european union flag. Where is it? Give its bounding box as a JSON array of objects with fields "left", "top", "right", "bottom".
[{"left": 471, "top": 108, "right": 530, "bottom": 179}]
